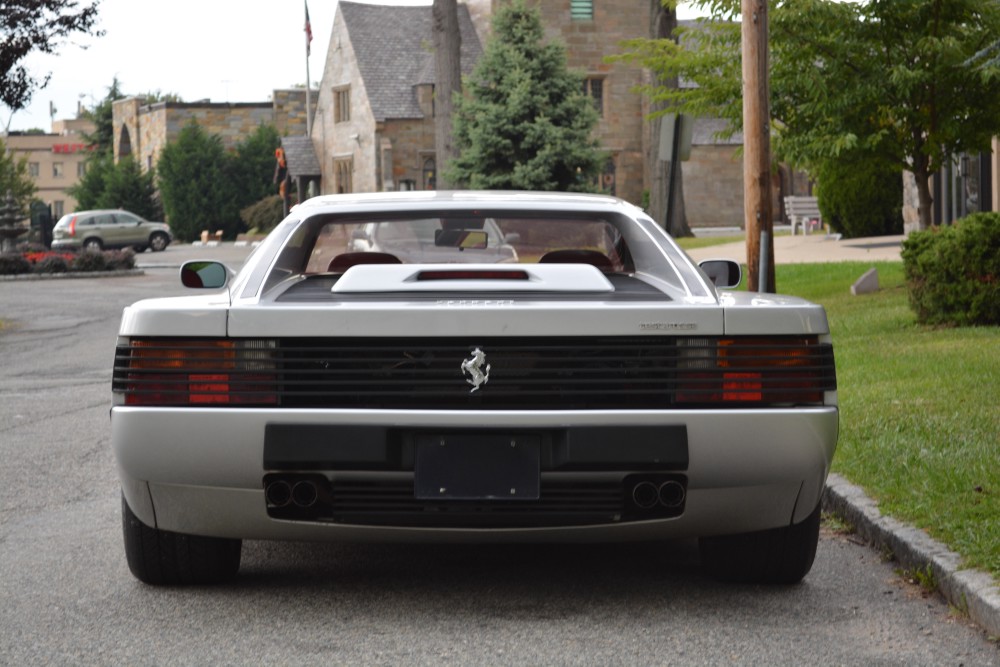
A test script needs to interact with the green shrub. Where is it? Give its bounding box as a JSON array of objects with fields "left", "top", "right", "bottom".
[
  {"left": 240, "top": 195, "right": 289, "bottom": 235},
  {"left": 34, "top": 255, "right": 69, "bottom": 273},
  {"left": 814, "top": 157, "right": 903, "bottom": 238},
  {"left": 901, "top": 212, "right": 1000, "bottom": 326},
  {"left": 0, "top": 253, "right": 32, "bottom": 275},
  {"left": 71, "top": 249, "right": 108, "bottom": 272},
  {"left": 104, "top": 248, "right": 136, "bottom": 270}
]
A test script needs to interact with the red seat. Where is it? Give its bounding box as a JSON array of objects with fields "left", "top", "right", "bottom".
[
  {"left": 538, "top": 249, "right": 614, "bottom": 272},
  {"left": 327, "top": 252, "right": 401, "bottom": 273}
]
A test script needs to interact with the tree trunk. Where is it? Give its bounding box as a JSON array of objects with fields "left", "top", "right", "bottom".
[
  {"left": 646, "top": 0, "right": 692, "bottom": 237},
  {"left": 433, "top": 0, "right": 462, "bottom": 190},
  {"left": 911, "top": 151, "right": 934, "bottom": 230}
]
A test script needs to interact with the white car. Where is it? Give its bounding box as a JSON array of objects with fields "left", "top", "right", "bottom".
[{"left": 112, "top": 191, "right": 838, "bottom": 585}]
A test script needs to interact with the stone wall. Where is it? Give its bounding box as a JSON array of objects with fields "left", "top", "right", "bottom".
[
  {"left": 514, "top": 0, "right": 648, "bottom": 205},
  {"left": 272, "top": 89, "right": 317, "bottom": 136},
  {"left": 683, "top": 145, "right": 745, "bottom": 228}
]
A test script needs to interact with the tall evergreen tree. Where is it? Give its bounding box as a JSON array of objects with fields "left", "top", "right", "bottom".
[
  {"left": 157, "top": 122, "right": 233, "bottom": 241},
  {"left": 447, "top": 0, "right": 602, "bottom": 192}
]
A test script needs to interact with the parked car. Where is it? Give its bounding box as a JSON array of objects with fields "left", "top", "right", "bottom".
[
  {"left": 348, "top": 217, "right": 519, "bottom": 263},
  {"left": 111, "top": 191, "right": 838, "bottom": 586},
  {"left": 52, "top": 209, "right": 172, "bottom": 252}
]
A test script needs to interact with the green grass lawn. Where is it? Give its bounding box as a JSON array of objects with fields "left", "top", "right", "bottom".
[{"left": 775, "top": 262, "right": 999, "bottom": 579}]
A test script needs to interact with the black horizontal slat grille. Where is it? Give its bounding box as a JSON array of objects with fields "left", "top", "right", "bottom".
[
  {"left": 114, "top": 336, "right": 836, "bottom": 409},
  {"left": 308, "top": 479, "right": 625, "bottom": 527}
]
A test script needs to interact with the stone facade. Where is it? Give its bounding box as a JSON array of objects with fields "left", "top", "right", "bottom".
[
  {"left": 112, "top": 90, "right": 315, "bottom": 172},
  {"left": 521, "top": 0, "right": 647, "bottom": 206}
]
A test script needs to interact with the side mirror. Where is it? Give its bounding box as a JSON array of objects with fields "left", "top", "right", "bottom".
[
  {"left": 181, "top": 261, "right": 230, "bottom": 289},
  {"left": 699, "top": 259, "right": 742, "bottom": 289}
]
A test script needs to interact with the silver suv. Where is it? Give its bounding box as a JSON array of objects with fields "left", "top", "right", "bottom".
[{"left": 52, "top": 210, "right": 172, "bottom": 252}]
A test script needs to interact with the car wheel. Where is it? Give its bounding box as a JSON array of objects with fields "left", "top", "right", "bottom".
[
  {"left": 121, "top": 493, "right": 241, "bottom": 585},
  {"left": 149, "top": 233, "right": 169, "bottom": 252},
  {"left": 133, "top": 245, "right": 147, "bottom": 253},
  {"left": 699, "top": 503, "right": 821, "bottom": 585},
  {"left": 82, "top": 237, "right": 103, "bottom": 251}
]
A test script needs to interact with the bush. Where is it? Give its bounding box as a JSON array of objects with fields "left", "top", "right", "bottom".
[
  {"left": 104, "top": 248, "right": 136, "bottom": 270},
  {"left": 901, "top": 212, "right": 1000, "bottom": 326},
  {"left": 814, "top": 157, "right": 903, "bottom": 238},
  {"left": 240, "top": 195, "right": 289, "bottom": 235},
  {"left": 71, "top": 249, "right": 108, "bottom": 272},
  {"left": 0, "top": 253, "right": 32, "bottom": 275},
  {"left": 34, "top": 255, "right": 69, "bottom": 273}
]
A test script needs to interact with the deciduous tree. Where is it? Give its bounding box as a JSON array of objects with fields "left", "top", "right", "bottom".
[
  {"left": 620, "top": 0, "right": 1000, "bottom": 230},
  {"left": 1, "top": 0, "right": 103, "bottom": 113}
]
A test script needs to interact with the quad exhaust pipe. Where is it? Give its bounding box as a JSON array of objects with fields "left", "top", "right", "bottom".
[
  {"left": 265, "top": 476, "right": 322, "bottom": 509},
  {"left": 629, "top": 477, "right": 686, "bottom": 512}
]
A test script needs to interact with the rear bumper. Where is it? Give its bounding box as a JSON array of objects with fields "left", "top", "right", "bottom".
[{"left": 112, "top": 407, "right": 838, "bottom": 541}]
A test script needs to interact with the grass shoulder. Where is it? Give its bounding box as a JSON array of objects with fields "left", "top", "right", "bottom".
[{"left": 776, "top": 261, "right": 999, "bottom": 580}]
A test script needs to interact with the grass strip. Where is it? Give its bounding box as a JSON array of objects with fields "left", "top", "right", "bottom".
[{"left": 776, "top": 261, "right": 999, "bottom": 579}]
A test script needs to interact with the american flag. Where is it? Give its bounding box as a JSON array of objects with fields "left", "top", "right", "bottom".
[{"left": 305, "top": 1, "right": 313, "bottom": 56}]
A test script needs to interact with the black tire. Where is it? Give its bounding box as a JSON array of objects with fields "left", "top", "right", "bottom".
[
  {"left": 149, "top": 232, "right": 169, "bottom": 252},
  {"left": 82, "top": 237, "right": 103, "bottom": 251},
  {"left": 121, "top": 493, "right": 241, "bottom": 585},
  {"left": 699, "top": 503, "right": 821, "bottom": 584},
  {"left": 133, "top": 245, "right": 147, "bottom": 253}
]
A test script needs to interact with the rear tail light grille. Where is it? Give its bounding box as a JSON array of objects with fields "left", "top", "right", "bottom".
[{"left": 113, "top": 336, "right": 835, "bottom": 408}]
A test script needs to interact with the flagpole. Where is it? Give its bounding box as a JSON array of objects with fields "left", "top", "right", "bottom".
[{"left": 305, "top": 0, "right": 313, "bottom": 138}]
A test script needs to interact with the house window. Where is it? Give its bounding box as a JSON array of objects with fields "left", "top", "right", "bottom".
[
  {"left": 77, "top": 162, "right": 87, "bottom": 178},
  {"left": 52, "top": 162, "right": 64, "bottom": 178},
  {"left": 571, "top": 0, "right": 593, "bottom": 21},
  {"left": 334, "top": 87, "right": 351, "bottom": 123},
  {"left": 29, "top": 162, "right": 40, "bottom": 177},
  {"left": 422, "top": 157, "right": 436, "bottom": 190},
  {"left": 334, "top": 158, "right": 353, "bottom": 193},
  {"left": 54, "top": 201, "right": 64, "bottom": 218},
  {"left": 583, "top": 77, "right": 604, "bottom": 117}
]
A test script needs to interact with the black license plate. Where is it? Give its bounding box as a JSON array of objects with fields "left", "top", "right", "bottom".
[{"left": 414, "top": 433, "right": 540, "bottom": 500}]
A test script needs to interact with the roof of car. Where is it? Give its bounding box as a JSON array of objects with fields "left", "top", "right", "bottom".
[{"left": 292, "top": 191, "right": 638, "bottom": 215}]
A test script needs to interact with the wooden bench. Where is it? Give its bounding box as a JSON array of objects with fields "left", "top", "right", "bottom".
[{"left": 784, "top": 196, "right": 822, "bottom": 235}]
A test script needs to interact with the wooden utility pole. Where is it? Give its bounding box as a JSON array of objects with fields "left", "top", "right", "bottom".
[
  {"left": 742, "top": 0, "right": 775, "bottom": 293},
  {"left": 433, "top": 0, "right": 461, "bottom": 190}
]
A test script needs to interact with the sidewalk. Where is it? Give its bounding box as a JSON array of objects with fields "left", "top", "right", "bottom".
[{"left": 685, "top": 231, "right": 905, "bottom": 265}]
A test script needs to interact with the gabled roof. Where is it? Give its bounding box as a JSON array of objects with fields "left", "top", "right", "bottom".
[
  {"left": 339, "top": 2, "right": 483, "bottom": 122},
  {"left": 281, "top": 135, "right": 322, "bottom": 178}
]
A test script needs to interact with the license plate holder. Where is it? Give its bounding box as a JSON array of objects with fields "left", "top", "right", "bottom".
[{"left": 414, "top": 434, "right": 540, "bottom": 500}]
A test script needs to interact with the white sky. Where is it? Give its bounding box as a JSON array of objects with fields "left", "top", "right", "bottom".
[{"left": 3, "top": 0, "right": 704, "bottom": 133}]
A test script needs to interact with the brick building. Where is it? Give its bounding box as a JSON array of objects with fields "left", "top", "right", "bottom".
[{"left": 3, "top": 118, "right": 95, "bottom": 218}]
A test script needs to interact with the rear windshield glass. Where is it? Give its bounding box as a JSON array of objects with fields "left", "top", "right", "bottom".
[{"left": 302, "top": 213, "right": 634, "bottom": 274}]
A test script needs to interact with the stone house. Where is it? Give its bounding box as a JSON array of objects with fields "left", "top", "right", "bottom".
[{"left": 311, "top": 1, "right": 484, "bottom": 194}]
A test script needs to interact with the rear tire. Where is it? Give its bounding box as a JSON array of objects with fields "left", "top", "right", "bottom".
[
  {"left": 82, "top": 237, "right": 103, "bottom": 251},
  {"left": 699, "top": 503, "right": 821, "bottom": 584},
  {"left": 121, "top": 493, "right": 241, "bottom": 585},
  {"left": 149, "top": 232, "right": 169, "bottom": 252}
]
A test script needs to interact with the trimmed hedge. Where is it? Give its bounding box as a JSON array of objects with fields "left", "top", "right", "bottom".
[
  {"left": 0, "top": 247, "right": 137, "bottom": 275},
  {"left": 901, "top": 212, "right": 1000, "bottom": 326},
  {"left": 814, "top": 158, "right": 903, "bottom": 239}
]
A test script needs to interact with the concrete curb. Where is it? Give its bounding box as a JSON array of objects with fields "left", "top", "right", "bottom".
[
  {"left": 824, "top": 473, "right": 1000, "bottom": 638},
  {"left": 0, "top": 269, "right": 144, "bottom": 281}
]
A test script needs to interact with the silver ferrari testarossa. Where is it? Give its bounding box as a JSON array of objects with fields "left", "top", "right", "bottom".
[{"left": 111, "top": 191, "right": 838, "bottom": 585}]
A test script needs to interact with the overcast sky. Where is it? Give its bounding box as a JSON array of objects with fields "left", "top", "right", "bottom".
[{"left": 3, "top": 0, "right": 703, "bottom": 133}]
